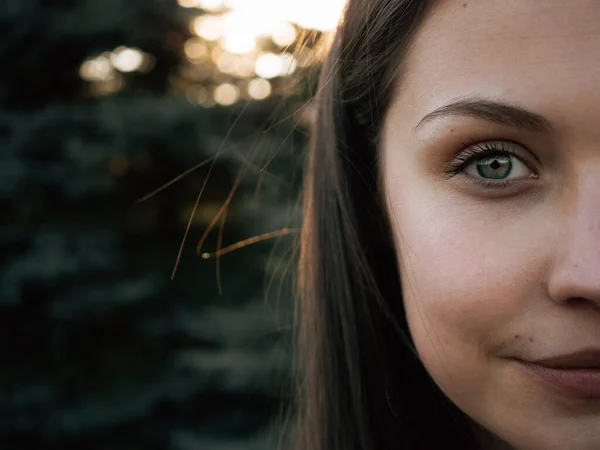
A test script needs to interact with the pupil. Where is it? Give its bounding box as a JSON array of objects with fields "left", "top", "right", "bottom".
[{"left": 490, "top": 160, "right": 501, "bottom": 170}]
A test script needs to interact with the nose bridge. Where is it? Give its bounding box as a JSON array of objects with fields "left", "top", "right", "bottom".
[
  {"left": 567, "top": 165, "right": 600, "bottom": 241},
  {"left": 548, "top": 166, "right": 600, "bottom": 305}
]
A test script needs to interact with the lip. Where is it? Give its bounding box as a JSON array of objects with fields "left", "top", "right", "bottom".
[
  {"left": 514, "top": 355, "right": 600, "bottom": 399},
  {"left": 529, "top": 349, "right": 600, "bottom": 369}
]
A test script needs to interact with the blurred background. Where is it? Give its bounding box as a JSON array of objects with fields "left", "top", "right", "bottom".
[{"left": 0, "top": 0, "right": 344, "bottom": 448}]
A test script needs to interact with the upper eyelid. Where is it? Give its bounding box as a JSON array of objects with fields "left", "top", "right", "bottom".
[
  {"left": 459, "top": 140, "right": 538, "bottom": 165},
  {"left": 445, "top": 140, "right": 539, "bottom": 175}
]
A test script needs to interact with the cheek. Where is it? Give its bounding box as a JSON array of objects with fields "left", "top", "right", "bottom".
[
  {"left": 396, "top": 213, "right": 504, "bottom": 401},
  {"left": 399, "top": 211, "right": 522, "bottom": 340},
  {"left": 386, "top": 177, "right": 549, "bottom": 403}
]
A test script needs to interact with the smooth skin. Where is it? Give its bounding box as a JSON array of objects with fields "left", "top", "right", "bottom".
[{"left": 381, "top": 1, "right": 600, "bottom": 449}]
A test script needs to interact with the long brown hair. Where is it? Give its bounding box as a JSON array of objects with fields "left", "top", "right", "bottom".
[{"left": 287, "top": 1, "right": 486, "bottom": 449}]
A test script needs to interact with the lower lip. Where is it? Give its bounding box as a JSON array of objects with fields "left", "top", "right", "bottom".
[{"left": 515, "top": 360, "right": 600, "bottom": 399}]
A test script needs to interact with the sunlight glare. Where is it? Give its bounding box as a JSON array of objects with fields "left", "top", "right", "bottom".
[
  {"left": 179, "top": 0, "right": 347, "bottom": 84},
  {"left": 222, "top": 0, "right": 346, "bottom": 31},
  {"left": 271, "top": 21, "right": 296, "bottom": 47},
  {"left": 280, "top": 0, "right": 345, "bottom": 31},
  {"left": 192, "top": 15, "right": 226, "bottom": 41},
  {"left": 197, "top": 0, "right": 225, "bottom": 11},
  {"left": 178, "top": 0, "right": 198, "bottom": 7},
  {"left": 221, "top": 34, "right": 256, "bottom": 54},
  {"left": 218, "top": 10, "right": 278, "bottom": 53}
]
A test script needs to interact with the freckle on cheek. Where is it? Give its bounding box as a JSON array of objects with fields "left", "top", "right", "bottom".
[
  {"left": 514, "top": 334, "right": 521, "bottom": 339},
  {"left": 529, "top": 338, "right": 534, "bottom": 342}
]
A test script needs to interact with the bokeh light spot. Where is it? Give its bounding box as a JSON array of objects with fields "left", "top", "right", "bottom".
[
  {"left": 279, "top": 52, "right": 297, "bottom": 75},
  {"left": 90, "top": 74, "right": 125, "bottom": 96},
  {"left": 111, "top": 47, "right": 145, "bottom": 73},
  {"left": 247, "top": 78, "right": 272, "bottom": 100},
  {"left": 80, "top": 56, "right": 114, "bottom": 81},
  {"left": 186, "top": 84, "right": 210, "bottom": 105},
  {"left": 184, "top": 38, "right": 209, "bottom": 60},
  {"left": 271, "top": 21, "right": 296, "bottom": 47},
  {"left": 254, "top": 53, "right": 282, "bottom": 79},
  {"left": 231, "top": 56, "right": 255, "bottom": 78},
  {"left": 215, "top": 52, "right": 237, "bottom": 74},
  {"left": 214, "top": 83, "right": 240, "bottom": 105},
  {"left": 254, "top": 52, "right": 296, "bottom": 79}
]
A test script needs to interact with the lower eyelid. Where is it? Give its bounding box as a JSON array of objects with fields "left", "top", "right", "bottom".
[
  {"left": 463, "top": 176, "right": 512, "bottom": 188},
  {"left": 455, "top": 173, "right": 540, "bottom": 197}
]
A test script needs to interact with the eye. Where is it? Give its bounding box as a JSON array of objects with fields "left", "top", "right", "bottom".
[
  {"left": 446, "top": 140, "right": 539, "bottom": 186},
  {"left": 464, "top": 154, "right": 532, "bottom": 181}
]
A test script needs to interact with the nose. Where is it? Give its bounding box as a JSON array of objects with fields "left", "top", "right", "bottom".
[{"left": 547, "top": 171, "right": 600, "bottom": 310}]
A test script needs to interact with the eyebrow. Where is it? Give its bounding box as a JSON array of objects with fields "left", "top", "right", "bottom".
[{"left": 414, "top": 98, "right": 554, "bottom": 133}]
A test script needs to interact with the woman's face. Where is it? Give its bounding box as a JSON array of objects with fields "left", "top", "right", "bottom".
[{"left": 381, "top": 1, "right": 600, "bottom": 448}]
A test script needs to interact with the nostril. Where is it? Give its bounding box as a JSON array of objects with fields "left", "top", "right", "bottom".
[
  {"left": 566, "top": 297, "right": 592, "bottom": 307},
  {"left": 565, "top": 297, "right": 600, "bottom": 312}
]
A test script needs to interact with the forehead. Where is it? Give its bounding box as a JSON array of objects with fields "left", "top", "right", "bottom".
[{"left": 391, "top": 0, "right": 600, "bottom": 130}]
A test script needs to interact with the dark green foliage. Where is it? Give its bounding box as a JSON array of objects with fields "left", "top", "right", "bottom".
[{"left": 0, "top": 1, "right": 304, "bottom": 448}]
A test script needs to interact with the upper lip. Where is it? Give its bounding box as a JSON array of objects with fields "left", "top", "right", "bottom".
[{"left": 526, "top": 349, "right": 600, "bottom": 369}]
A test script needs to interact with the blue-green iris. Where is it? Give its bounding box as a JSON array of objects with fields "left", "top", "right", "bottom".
[{"left": 476, "top": 155, "right": 512, "bottom": 179}]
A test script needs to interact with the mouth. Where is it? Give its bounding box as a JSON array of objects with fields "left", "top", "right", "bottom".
[
  {"left": 528, "top": 349, "right": 600, "bottom": 369},
  {"left": 512, "top": 350, "right": 600, "bottom": 399}
]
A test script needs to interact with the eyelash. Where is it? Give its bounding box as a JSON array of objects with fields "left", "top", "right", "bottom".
[{"left": 445, "top": 139, "right": 538, "bottom": 187}]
